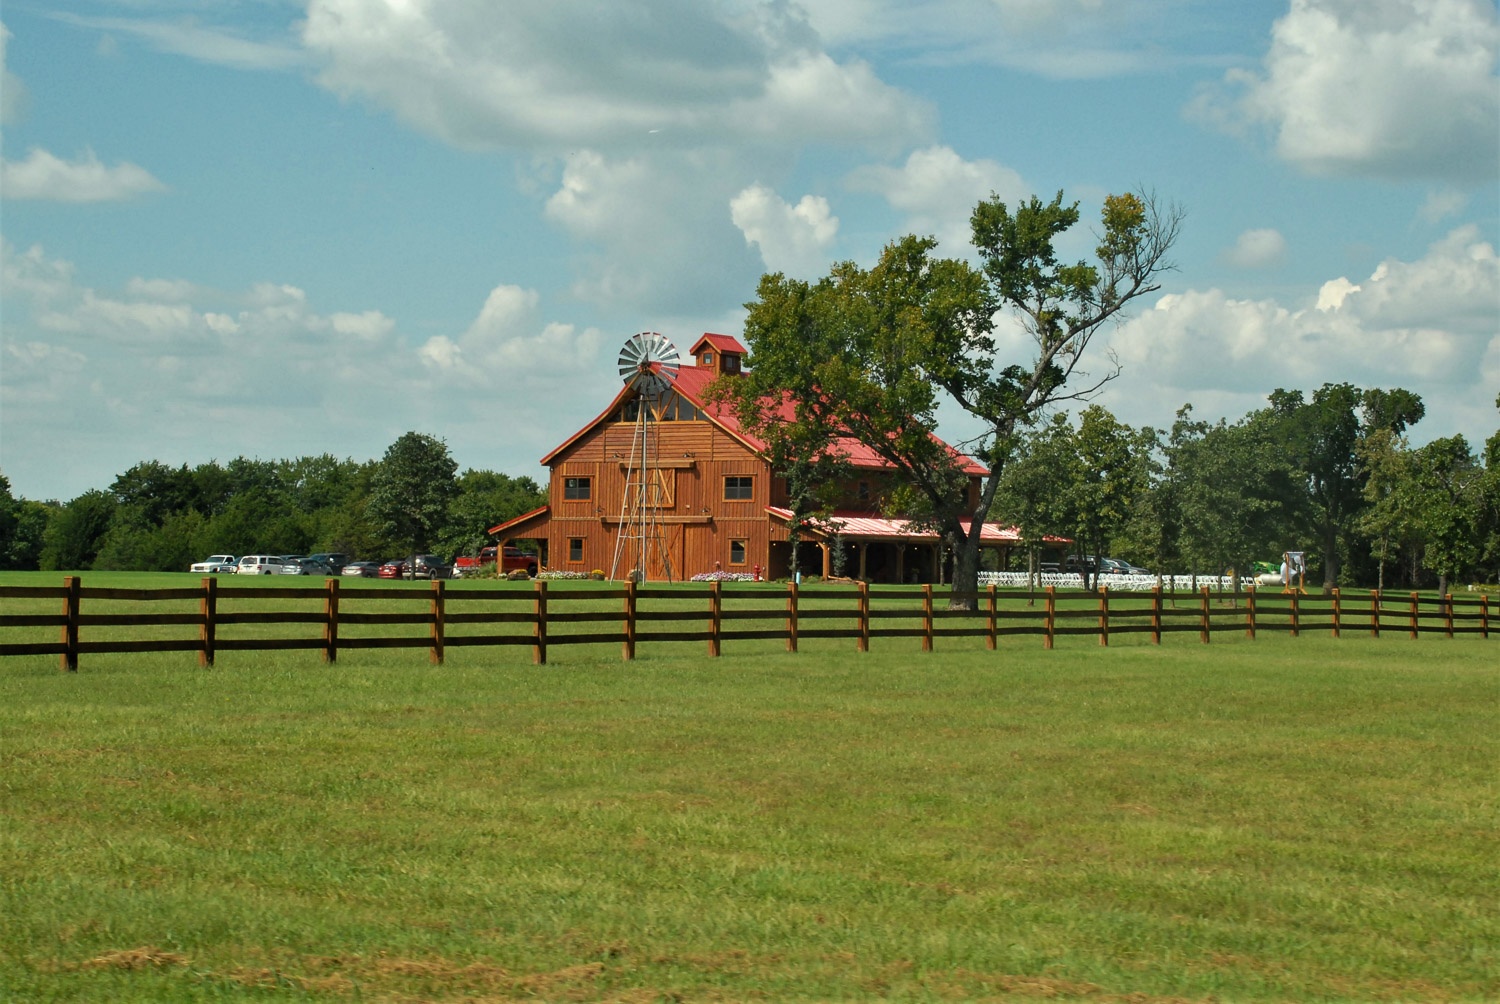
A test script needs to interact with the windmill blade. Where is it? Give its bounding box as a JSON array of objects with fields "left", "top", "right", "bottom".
[{"left": 616, "top": 331, "right": 680, "bottom": 395}]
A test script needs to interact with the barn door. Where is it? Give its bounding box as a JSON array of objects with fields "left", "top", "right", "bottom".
[{"left": 648, "top": 524, "right": 684, "bottom": 581}]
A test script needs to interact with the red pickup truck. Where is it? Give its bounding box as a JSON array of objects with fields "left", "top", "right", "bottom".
[{"left": 452, "top": 546, "right": 538, "bottom": 578}]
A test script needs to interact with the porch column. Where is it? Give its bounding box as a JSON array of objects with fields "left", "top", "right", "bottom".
[
  {"left": 821, "top": 542, "right": 831, "bottom": 578},
  {"left": 896, "top": 546, "right": 905, "bottom": 584},
  {"left": 931, "top": 544, "right": 940, "bottom": 582},
  {"left": 858, "top": 542, "right": 867, "bottom": 580}
]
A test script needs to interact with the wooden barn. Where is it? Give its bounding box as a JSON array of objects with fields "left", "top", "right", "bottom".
[{"left": 490, "top": 333, "right": 1036, "bottom": 582}]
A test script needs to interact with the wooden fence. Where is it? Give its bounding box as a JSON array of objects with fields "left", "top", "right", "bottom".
[{"left": 0, "top": 578, "right": 1490, "bottom": 672}]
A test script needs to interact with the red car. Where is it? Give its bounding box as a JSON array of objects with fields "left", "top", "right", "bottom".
[{"left": 377, "top": 555, "right": 451, "bottom": 580}]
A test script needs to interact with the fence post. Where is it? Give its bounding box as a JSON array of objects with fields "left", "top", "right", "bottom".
[
  {"left": 786, "top": 581, "right": 799, "bottom": 653},
  {"left": 200, "top": 576, "right": 217, "bottom": 667},
  {"left": 60, "top": 575, "right": 80, "bottom": 672},
  {"left": 1371, "top": 589, "right": 1380, "bottom": 638},
  {"left": 922, "top": 584, "right": 934, "bottom": 652},
  {"left": 623, "top": 579, "right": 637, "bottom": 661},
  {"left": 858, "top": 581, "right": 870, "bottom": 652},
  {"left": 1098, "top": 585, "right": 1109, "bottom": 647},
  {"left": 1409, "top": 591, "right": 1418, "bottom": 640},
  {"left": 1246, "top": 586, "right": 1256, "bottom": 640},
  {"left": 322, "top": 578, "right": 338, "bottom": 664},
  {"left": 987, "top": 583, "right": 997, "bottom": 651},
  {"left": 1482, "top": 594, "right": 1489, "bottom": 640},
  {"left": 1199, "top": 585, "right": 1210, "bottom": 644},
  {"left": 1444, "top": 593, "right": 1453, "bottom": 639},
  {"left": 533, "top": 579, "right": 548, "bottom": 665},
  {"left": 430, "top": 579, "right": 445, "bottom": 665},
  {"left": 709, "top": 580, "right": 722, "bottom": 657},
  {"left": 1044, "top": 585, "right": 1055, "bottom": 650},
  {"left": 1290, "top": 591, "right": 1300, "bottom": 637},
  {"left": 1331, "top": 587, "right": 1341, "bottom": 639},
  {"left": 1151, "top": 586, "right": 1162, "bottom": 645}
]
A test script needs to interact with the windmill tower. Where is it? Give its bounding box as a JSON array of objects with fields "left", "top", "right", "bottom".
[{"left": 610, "top": 332, "right": 681, "bottom": 583}]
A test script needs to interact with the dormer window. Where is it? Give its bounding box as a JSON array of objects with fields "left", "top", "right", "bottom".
[
  {"left": 723, "top": 353, "right": 740, "bottom": 374},
  {"left": 701, "top": 350, "right": 715, "bottom": 368}
]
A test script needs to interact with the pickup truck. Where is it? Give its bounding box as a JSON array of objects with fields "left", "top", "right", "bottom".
[{"left": 452, "top": 545, "right": 539, "bottom": 578}]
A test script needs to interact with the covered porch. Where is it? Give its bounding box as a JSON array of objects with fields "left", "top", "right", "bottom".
[{"left": 764, "top": 508, "right": 1034, "bottom": 584}]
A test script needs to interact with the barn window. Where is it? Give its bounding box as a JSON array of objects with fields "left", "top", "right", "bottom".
[
  {"left": 568, "top": 538, "right": 584, "bottom": 562},
  {"left": 564, "top": 477, "right": 591, "bottom": 500},
  {"left": 723, "top": 476, "right": 753, "bottom": 501},
  {"left": 729, "top": 540, "right": 747, "bottom": 565}
]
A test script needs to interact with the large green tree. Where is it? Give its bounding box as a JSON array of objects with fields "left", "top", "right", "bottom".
[
  {"left": 39, "top": 490, "right": 118, "bottom": 570},
  {"left": 367, "top": 432, "right": 460, "bottom": 568},
  {"left": 727, "top": 189, "right": 1181, "bottom": 607},
  {"left": 439, "top": 470, "right": 547, "bottom": 560}
]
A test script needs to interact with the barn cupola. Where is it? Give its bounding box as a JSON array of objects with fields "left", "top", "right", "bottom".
[{"left": 689, "top": 333, "right": 747, "bottom": 376}]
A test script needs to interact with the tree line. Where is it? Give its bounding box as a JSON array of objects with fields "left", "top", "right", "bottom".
[
  {"left": 995, "top": 388, "right": 1499, "bottom": 594},
  {"left": 0, "top": 432, "right": 545, "bottom": 573}
]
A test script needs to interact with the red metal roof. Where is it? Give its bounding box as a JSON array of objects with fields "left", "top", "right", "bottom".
[
  {"left": 488, "top": 504, "right": 549, "bottom": 536},
  {"left": 689, "top": 332, "right": 747, "bottom": 356},
  {"left": 537, "top": 334, "right": 988, "bottom": 477},
  {"left": 766, "top": 507, "right": 1036, "bottom": 542}
]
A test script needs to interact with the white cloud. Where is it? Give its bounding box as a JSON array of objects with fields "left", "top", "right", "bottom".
[
  {"left": 1190, "top": 0, "right": 1500, "bottom": 183},
  {"left": 419, "top": 283, "right": 606, "bottom": 388},
  {"left": 1, "top": 22, "right": 26, "bottom": 125},
  {"left": 729, "top": 184, "right": 838, "bottom": 276},
  {"left": 1, "top": 148, "right": 167, "bottom": 202},
  {"left": 846, "top": 145, "right": 1026, "bottom": 253},
  {"left": 541, "top": 148, "right": 763, "bottom": 313},
  {"left": 1222, "top": 228, "right": 1287, "bottom": 269},
  {"left": 47, "top": 12, "right": 307, "bottom": 71},
  {"left": 1419, "top": 188, "right": 1468, "bottom": 223},
  {"left": 301, "top": 0, "right": 931, "bottom": 153},
  {"left": 125, "top": 277, "right": 204, "bottom": 302},
  {"left": 0, "top": 241, "right": 447, "bottom": 500},
  {"left": 1102, "top": 225, "right": 1500, "bottom": 442},
  {"left": 798, "top": 0, "right": 1192, "bottom": 79}
]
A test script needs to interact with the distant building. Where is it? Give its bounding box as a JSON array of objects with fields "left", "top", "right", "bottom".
[{"left": 491, "top": 333, "right": 1040, "bottom": 581}]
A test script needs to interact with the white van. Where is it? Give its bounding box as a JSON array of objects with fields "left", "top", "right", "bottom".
[{"left": 236, "top": 554, "right": 289, "bottom": 575}]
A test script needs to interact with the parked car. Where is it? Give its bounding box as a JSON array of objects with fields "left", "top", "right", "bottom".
[
  {"left": 409, "top": 554, "right": 451, "bottom": 580},
  {"left": 306, "top": 552, "right": 349, "bottom": 573},
  {"left": 1064, "top": 554, "right": 1098, "bottom": 573},
  {"left": 341, "top": 561, "right": 382, "bottom": 577},
  {"left": 281, "top": 557, "right": 334, "bottom": 576},
  {"left": 237, "top": 554, "right": 290, "bottom": 575},
  {"left": 1097, "top": 557, "right": 1146, "bottom": 576},
  {"left": 377, "top": 555, "right": 450, "bottom": 579},
  {"left": 189, "top": 554, "right": 237, "bottom": 574},
  {"left": 452, "top": 545, "right": 538, "bottom": 578}
]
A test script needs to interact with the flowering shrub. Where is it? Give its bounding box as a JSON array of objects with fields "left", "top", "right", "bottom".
[
  {"left": 537, "top": 570, "right": 590, "bottom": 580},
  {"left": 690, "top": 571, "right": 758, "bottom": 582}
]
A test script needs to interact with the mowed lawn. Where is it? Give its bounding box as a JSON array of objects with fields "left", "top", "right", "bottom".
[{"left": 1, "top": 588, "right": 1495, "bottom": 1002}]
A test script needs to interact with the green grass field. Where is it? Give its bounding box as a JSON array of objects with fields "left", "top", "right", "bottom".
[{"left": 2, "top": 574, "right": 1496, "bottom": 1002}]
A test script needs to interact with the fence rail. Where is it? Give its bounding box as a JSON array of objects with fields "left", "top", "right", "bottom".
[{"left": 0, "top": 578, "right": 1489, "bottom": 671}]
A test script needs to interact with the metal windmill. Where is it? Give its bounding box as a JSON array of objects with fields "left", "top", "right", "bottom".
[{"left": 609, "top": 332, "right": 681, "bottom": 583}]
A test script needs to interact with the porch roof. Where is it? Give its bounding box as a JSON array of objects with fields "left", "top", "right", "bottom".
[{"left": 765, "top": 507, "right": 1062, "bottom": 544}]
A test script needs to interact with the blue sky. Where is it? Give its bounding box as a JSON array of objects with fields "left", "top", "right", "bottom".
[{"left": 2, "top": 0, "right": 1497, "bottom": 502}]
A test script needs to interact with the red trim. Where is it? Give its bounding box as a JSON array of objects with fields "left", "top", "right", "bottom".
[{"left": 488, "top": 504, "right": 550, "bottom": 536}]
